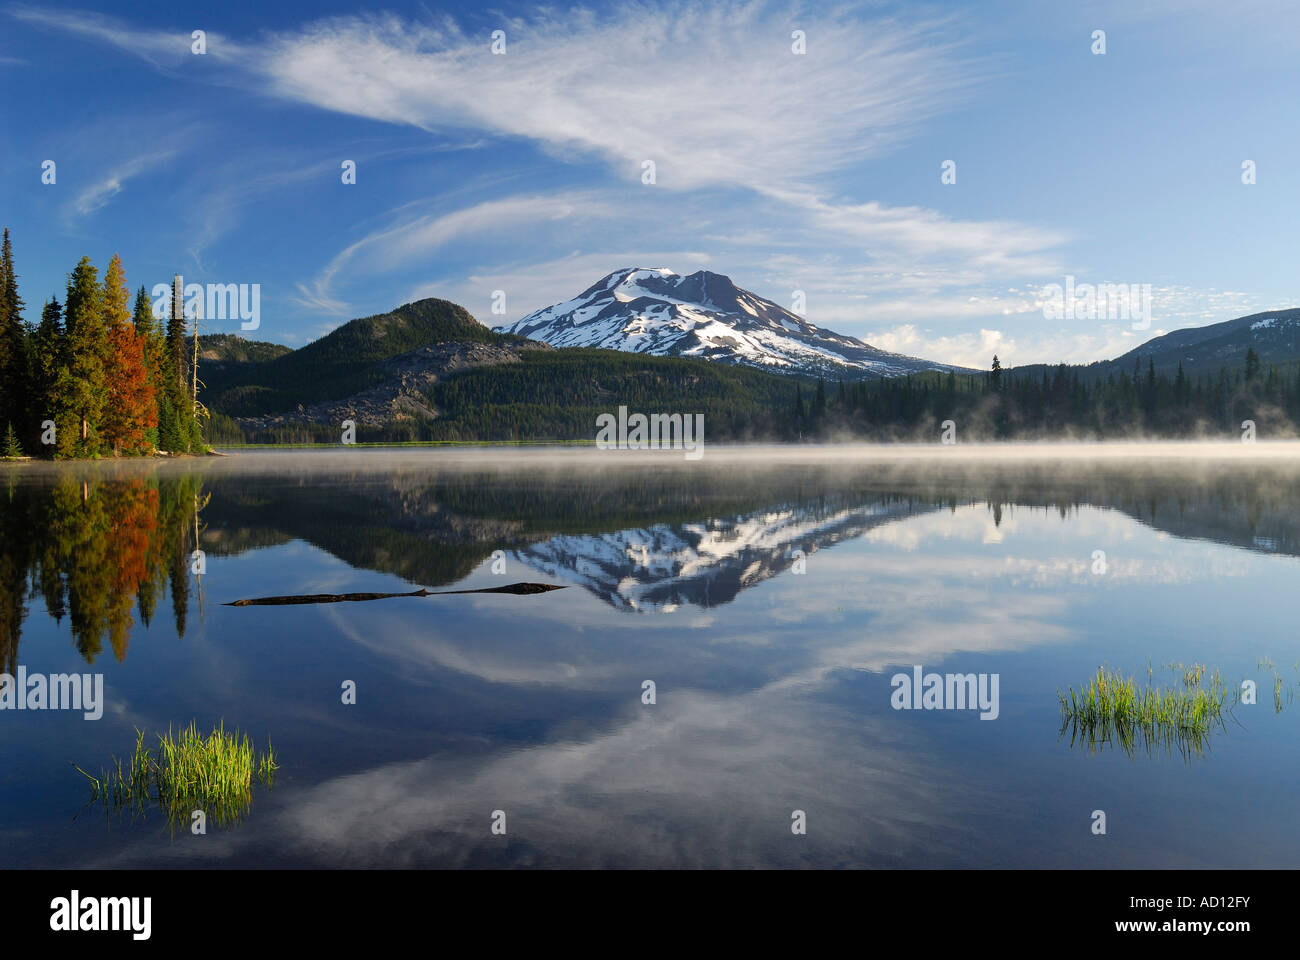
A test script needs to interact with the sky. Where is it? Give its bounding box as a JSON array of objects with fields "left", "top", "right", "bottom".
[{"left": 1, "top": 0, "right": 1297, "bottom": 368}]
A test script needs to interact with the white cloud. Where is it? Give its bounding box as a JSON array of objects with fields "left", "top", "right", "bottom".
[
  {"left": 72, "top": 150, "right": 176, "bottom": 216},
  {"left": 10, "top": 5, "right": 239, "bottom": 67},
  {"left": 252, "top": 5, "right": 1075, "bottom": 322},
  {"left": 293, "top": 192, "right": 609, "bottom": 315},
  {"left": 760, "top": 186, "right": 1067, "bottom": 274},
  {"left": 253, "top": 5, "right": 977, "bottom": 193}
]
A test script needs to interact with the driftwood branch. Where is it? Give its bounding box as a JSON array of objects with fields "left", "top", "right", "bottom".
[{"left": 225, "top": 582, "right": 566, "bottom": 607}]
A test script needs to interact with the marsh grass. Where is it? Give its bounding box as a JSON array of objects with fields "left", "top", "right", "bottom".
[
  {"left": 74, "top": 722, "right": 277, "bottom": 830},
  {"left": 1058, "top": 664, "right": 1232, "bottom": 760},
  {"left": 1255, "top": 656, "right": 1297, "bottom": 713}
]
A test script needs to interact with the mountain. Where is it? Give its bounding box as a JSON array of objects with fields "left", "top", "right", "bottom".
[
  {"left": 204, "top": 298, "right": 532, "bottom": 416},
  {"left": 200, "top": 296, "right": 803, "bottom": 441},
  {"left": 1117, "top": 308, "right": 1300, "bottom": 376},
  {"left": 496, "top": 267, "right": 970, "bottom": 379},
  {"left": 1011, "top": 307, "right": 1300, "bottom": 382},
  {"left": 197, "top": 333, "right": 292, "bottom": 366},
  {"left": 228, "top": 340, "right": 552, "bottom": 428},
  {"left": 199, "top": 291, "right": 1300, "bottom": 444}
]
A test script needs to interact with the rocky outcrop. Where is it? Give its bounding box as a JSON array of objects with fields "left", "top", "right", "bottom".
[{"left": 233, "top": 339, "right": 550, "bottom": 429}]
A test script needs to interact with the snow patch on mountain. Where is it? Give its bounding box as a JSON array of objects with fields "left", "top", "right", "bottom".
[{"left": 1251, "top": 316, "right": 1297, "bottom": 331}]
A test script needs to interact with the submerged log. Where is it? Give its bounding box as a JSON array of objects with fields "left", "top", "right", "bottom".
[
  {"left": 434, "top": 582, "right": 566, "bottom": 595},
  {"left": 225, "top": 582, "right": 566, "bottom": 606}
]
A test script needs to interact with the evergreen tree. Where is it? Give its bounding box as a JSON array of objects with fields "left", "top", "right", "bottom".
[
  {"left": 62, "top": 256, "right": 107, "bottom": 456},
  {"left": 100, "top": 256, "right": 157, "bottom": 454},
  {"left": 1244, "top": 347, "right": 1261, "bottom": 383},
  {"left": 990, "top": 355, "right": 1003, "bottom": 391},
  {"left": 163, "top": 283, "right": 200, "bottom": 453},
  {"left": 1, "top": 422, "right": 21, "bottom": 458},
  {"left": 165, "top": 283, "right": 188, "bottom": 396},
  {"left": 27, "top": 298, "right": 65, "bottom": 457},
  {"left": 0, "top": 228, "right": 27, "bottom": 438}
]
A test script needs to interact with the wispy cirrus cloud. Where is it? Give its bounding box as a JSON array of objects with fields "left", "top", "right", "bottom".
[
  {"left": 72, "top": 149, "right": 177, "bottom": 216},
  {"left": 12, "top": 3, "right": 978, "bottom": 195},
  {"left": 250, "top": 5, "right": 978, "bottom": 193},
  {"left": 249, "top": 5, "right": 1073, "bottom": 307},
  {"left": 9, "top": 4, "right": 239, "bottom": 67},
  {"left": 293, "top": 192, "right": 609, "bottom": 316}
]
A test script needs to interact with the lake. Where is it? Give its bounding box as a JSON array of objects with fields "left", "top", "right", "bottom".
[{"left": 2, "top": 443, "right": 1299, "bottom": 868}]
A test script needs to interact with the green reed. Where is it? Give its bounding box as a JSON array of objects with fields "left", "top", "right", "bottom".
[
  {"left": 1058, "top": 664, "right": 1231, "bottom": 760},
  {"left": 74, "top": 722, "right": 277, "bottom": 829}
]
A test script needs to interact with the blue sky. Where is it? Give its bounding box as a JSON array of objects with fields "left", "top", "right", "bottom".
[{"left": 1, "top": 0, "right": 1297, "bottom": 367}]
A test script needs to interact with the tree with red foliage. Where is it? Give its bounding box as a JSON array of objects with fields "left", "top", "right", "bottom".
[{"left": 100, "top": 255, "right": 157, "bottom": 454}]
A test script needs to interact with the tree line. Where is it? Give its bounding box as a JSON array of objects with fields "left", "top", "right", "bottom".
[
  {"left": 0, "top": 228, "right": 205, "bottom": 458},
  {"left": 794, "top": 352, "right": 1300, "bottom": 440}
]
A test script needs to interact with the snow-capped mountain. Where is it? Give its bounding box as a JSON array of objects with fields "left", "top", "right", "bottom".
[
  {"left": 496, "top": 267, "right": 968, "bottom": 378},
  {"left": 508, "top": 496, "right": 937, "bottom": 612}
]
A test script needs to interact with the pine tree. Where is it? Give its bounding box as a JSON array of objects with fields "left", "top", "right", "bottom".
[
  {"left": 1245, "top": 347, "right": 1261, "bottom": 383},
  {"left": 990, "top": 355, "right": 1003, "bottom": 391},
  {"left": 1, "top": 422, "right": 21, "bottom": 458},
  {"left": 156, "top": 390, "right": 182, "bottom": 452},
  {"left": 27, "top": 298, "right": 65, "bottom": 457},
  {"left": 0, "top": 228, "right": 28, "bottom": 438},
  {"left": 133, "top": 285, "right": 168, "bottom": 451},
  {"left": 165, "top": 281, "right": 188, "bottom": 396},
  {"left": 163, "top": 281, "right": 199, "bottom": 453},
  {"left": 100, "top": 256, "right": 157, "bottom": 454},
  {"left": 62, "top": 256, "right": 107, "bottom": 456}
]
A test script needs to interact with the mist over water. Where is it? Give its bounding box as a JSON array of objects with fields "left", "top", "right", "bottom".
[{"left": 2, "top": 442, "right": 1299, "bottom": 867}]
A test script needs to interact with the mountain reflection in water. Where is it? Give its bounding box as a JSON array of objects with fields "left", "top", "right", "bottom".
[{"left": 4, "top": 450, "right": 1300, "bottom": 663}]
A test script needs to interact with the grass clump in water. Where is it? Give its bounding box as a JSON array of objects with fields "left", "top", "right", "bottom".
[
  {"left": 1058, "top": 664, "right": 1231, "bottom": 759},
  {"left": 74, "top": 722, "right": 278, "bottom": 830}
]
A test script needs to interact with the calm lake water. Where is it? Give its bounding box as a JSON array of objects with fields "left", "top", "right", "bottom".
[{"left": 2, "top": 445, "right": 1299, "bottom": 868}]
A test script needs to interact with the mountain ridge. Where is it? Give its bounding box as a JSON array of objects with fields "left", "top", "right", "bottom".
[{"left": 1009, "top": 307, "right": 1300, "bottom": 381}]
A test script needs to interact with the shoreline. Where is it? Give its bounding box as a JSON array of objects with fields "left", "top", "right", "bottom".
[{"left": 6, "top": 437, "right": 1300, "bottom": 469}]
